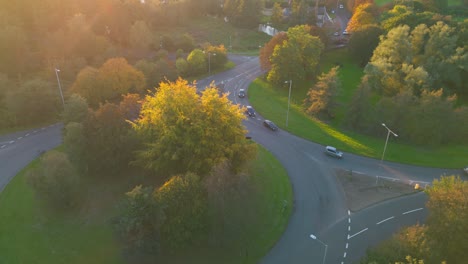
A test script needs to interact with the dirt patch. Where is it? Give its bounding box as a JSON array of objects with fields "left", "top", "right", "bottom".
[{"left": 335, "top": 169, "right": 421, "bottom": 212}]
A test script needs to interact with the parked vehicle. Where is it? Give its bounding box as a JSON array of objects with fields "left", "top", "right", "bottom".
[
  {"left": 263, "top": 120, "right": 278, "bottom": 131},
  {"left": 464, "top": 166, "right": 468, "bottom": 175},
  {"left": 325, "top": 146, "right": 343, "bottom": 158}
]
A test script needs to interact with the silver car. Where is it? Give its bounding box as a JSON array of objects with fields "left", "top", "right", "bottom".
[{"left": 325, "top": 146, "right": 343, "bottom": 158}]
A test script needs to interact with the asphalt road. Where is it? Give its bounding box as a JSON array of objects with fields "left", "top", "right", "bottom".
[
  {"left": 1, "top": 55, "right": 461, "bottom": 263},
  {"left": 0, "top": 124, "right": 62, "bottom": 192}
]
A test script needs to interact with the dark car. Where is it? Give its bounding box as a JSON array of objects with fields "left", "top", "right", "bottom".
[
  {"left": 238, "top": 89, "right": 246, "bottom": 98},
  {"left": 325, "top": 146, "right": 343, "bottom": 158},
  {"left": 245, "top": 106, "right": 256, "bottom": 117},
  {"left": 263, "top": 120, "right": 278, "bottom": 131}
]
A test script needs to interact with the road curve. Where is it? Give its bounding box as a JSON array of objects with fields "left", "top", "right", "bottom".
[
  {"left": 1, "top": 56, "right": 460, "bottom": 263},
  {"left": 0, "top": 124, "right": 62, "bottom": 192}
]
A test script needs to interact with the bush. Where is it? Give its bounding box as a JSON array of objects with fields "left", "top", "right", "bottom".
[{"left": 27, "top": 151, "right": 80, "bottom": 211}]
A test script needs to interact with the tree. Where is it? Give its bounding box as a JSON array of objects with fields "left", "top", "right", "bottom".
[
  {"left": 129, "top": 20, "right": 154, "bottom": 51},
  {"left": 203, "top": 44, "right": 228, "bottom": 71},
  {"left": 155, "top": 173, "right": 207, "bottom": 251},
  {"left": 71, "top": 58, "right": 146, "bottom": 108},
  {"left": 133, "top": 79, "right": 256, "bottom": 177},
  {"left": 267, "top": 25, "right": 324, "bottom": 85},
  {"left": 304, "top": 66, "right": 341, "bottom": 119},
  {"left": 114, "top": 185, "right": 165, "bottom": 254},
  {"left": 425, "top": 176, "right": 468, "bottom": 263},
  {"left": 62, "top": 94, "right": 89, "bottom": 125},
  {"left": 27, "top": 151, "right": 80, "bottom": 211},
  {"left": 64, "top": 122, "right": 87, "bottom": 171},
  {"left": 270, "top": 2, "right": 284, "bottom": 28},
  {"left": 259, "top": 32, "right": 288, "bottom": 71},
  {"left": 0, "top": 25, "right": 28, "bottom": 77},
  {"left": 187, "top": 49, "right": 207, "bottom": 75},
  {"left": 6, "top": 78, "right": 59, "bottom": 126},
  {"left": 224, "top": 0, "right": 261, "bottom": 28},
  {"left": 175, "top": 58, "right": 189, "bottom": 77},
  {"left": 348, "top": 24, "right": 384, "bottom": 66},
  {"left": 83, "top": 101, "right": 140, "bottom": 175},
  {"left": 346, "top": 3, "right": 378, "bottom": 33}
]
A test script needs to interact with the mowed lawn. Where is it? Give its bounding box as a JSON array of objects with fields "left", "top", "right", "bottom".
[
  {"left": 248, "top": 50, "right": 468, "bottom": 168},
  {"left": 0, "top": 146, "right": 292, "bottom": 264},
  {"left": 0, "top": 160, "right": 123, "bottom": 264}
]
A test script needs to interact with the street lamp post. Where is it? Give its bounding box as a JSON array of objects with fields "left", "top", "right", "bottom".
[
  {"left": 381, "top": 123, "right": 398, "bottom": 162},
  {"left": 310, "top": 234, "right": 328, "bottom": 264},
  {"left": 284, "top": 80, "right": 292, "bottom": 127},
  {"left": 207, "top": 52, "right": 216, "bottom": 75},
  {"left": 54, "top": 68, "right": 65, "bottom": 108}
]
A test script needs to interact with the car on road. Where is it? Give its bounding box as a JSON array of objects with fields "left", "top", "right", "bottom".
[
  {"left": 245, "top": 106, "right": 256, "bottom": 117},
  {"left": 339, "top": 4, "right": 344, "bottom": 8},
  {"left": 334, "top": 31, "right": 339, "bottom": 36},
  {"left": 464, "top": 166, "right": 468, "bottom": 175},
  {"left": 263, "top": 120, "right": 278, "bottom": 131},
  {"left": 325, "top": 146, "right": 343, "bottom": 158},
  {"left": 238, "top": 89, "right": 246, "bottom": 98},
  {"left": 343, "top": 30, "right": 350, "bottom": 35}
]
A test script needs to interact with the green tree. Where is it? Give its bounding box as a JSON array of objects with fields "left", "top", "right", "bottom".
[
  {"left": 270, "top": 2, "right": 284, "bottom": 28},
  {"left": 71, "top": 58, "right": 146, "bottom": 108},
  {"left": 0, "top": 25, "right": 28, "bottom": 77},
  {"left": 6, "top": 78, "right": 59, "bottom": 126},
  {"left": 83, "top": 101, "right": 140, "bottom": 175},
  {"left": 348, "top": 24, "right": 384, "bottom": 66},
  {"left": 425, "top": 176, "right": 468, "bottom": 263},
  {"left": 304, "top": 66, "right": 341, "bottom": 119},
  {"left": 62, "top": 94, "right": 89, "bottom": 125},
  {"left": 224, "top": 0, "right": 261, "bottom": 28},
  {"left": 175, "top": 58, "right": 190, "bottom": 77},
  {"left": 63, "top": 122, "right": 87, "bottom": 171},
  {"left": 114, "top": 185, "right": 165, "bottom": 254},
  {"left": 187, "top": 49, "right": 207, "bottom": 75},
  {"left": 267, "top": 25, "right": 324, "bottom": 85},
  {"left": 155, "top": 173, "right": 207, "bottom": 251},
  {"left": 204, "top": 44, "right": 228, "bottom": 71},
  {"left": 27, "top": 151, "right": 80, "bottom": 211},
  {"left": 129, "top": 20, "right": 154, "bottom": 51},
  {"left": 133, "top": 79, "right": 255, "bottom": 177}
]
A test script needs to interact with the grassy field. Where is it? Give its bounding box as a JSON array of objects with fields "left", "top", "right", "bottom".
[
  {"left": 0, "top": 160, "right": 123, "bottom": 264},
  {"left": 165, "top": 16, "right": 272, "bottom": 53},
  {"left": 0, "top": 146, "right": 292, "bottom": 264},
  {"left": 248, "top": 50, "right": 468, "bottom": 168}
]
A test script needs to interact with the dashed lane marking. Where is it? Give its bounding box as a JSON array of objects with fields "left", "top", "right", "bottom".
[
  {"left": 1, "top": 145, "right": 5, "bottom": 148},
  {"left": 402, "top": 208, "right": 424, "bottom": 215},
  {"left": 17, "top": 137, "right": 22, "bottom": 140},
  {"left": 376, "top": 216, "right": 395, "bottom": 225},
  {"left": 25, "top": 133, "right": 30, "bottom": 137}
]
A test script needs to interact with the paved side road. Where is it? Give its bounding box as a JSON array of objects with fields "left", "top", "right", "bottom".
[{"left": 0, "top": 124, "right": 62, "bottom": 192}]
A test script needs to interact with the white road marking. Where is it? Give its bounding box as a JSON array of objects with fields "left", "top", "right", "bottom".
[
  {"left": 348, "top": 228, "right": 368, "bottom": 239},
  {"left": 376, "top": 216, "right": 394, "bottom": 225},
  {"left": 348, "top": 210, "right": 350, "bottom": 216},
  {"left": 41, "top": 127, "right": 46, "bottom": 130},
  {"left": 343, "top": 252, "right": 347, "bottom": 258},
  {"left": 25, "top": 133, "right": 30, "bottom": 137},
  {"left": 345, "top": 243, "right": 348, "bottom": 249},
  {"left": 1, "top": 145, "right": 5, "bottom": 148},
  {"left": 348, "top": 218, "right": 351, "bottom": 224},
  {"left": 402, "top": 208, "right": 424, "bottom": 215},
  {"left": 9, "top": 140, "right": 14, "bottom": 144},
  {"left": 348, "top": 226, "right": 350, "bottom": 231},
  {"left": 33, "top": 130, "right": 38, "bottom": 133},
  {"left": 17, "top": 137, "right": 22, "bottom": 140}
]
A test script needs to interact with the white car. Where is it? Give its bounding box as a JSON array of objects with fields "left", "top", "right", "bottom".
[
  {"left": 464, "top": 166, "right": 468, "bottom": 175},
  {"left": 325, "top": 146, "right": 343, "bottom": 158},
  {"left": 339, "top": 4, "right": 344, "bottom": 9}
]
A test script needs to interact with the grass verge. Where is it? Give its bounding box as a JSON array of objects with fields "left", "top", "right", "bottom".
[
  {"left": 0, "top": 159, "right": 123, "bottom": 264},
  {"left": 248, "top": 78, "right": 468, "bottom": 168},
  {"left": 0, "top": 145, "right": 292, "bottom": 264}
]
